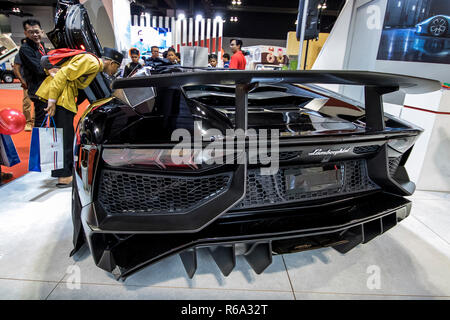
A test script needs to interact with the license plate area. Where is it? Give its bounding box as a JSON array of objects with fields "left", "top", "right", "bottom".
[{"left": 285, "top": 163, "right": 344, "bottom": 195}]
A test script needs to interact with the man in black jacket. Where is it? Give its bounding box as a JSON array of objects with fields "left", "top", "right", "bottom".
[{"left": 18, "top": 19, "right": 48, "bottom": 127}]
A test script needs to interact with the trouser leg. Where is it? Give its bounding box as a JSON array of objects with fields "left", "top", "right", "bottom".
[
  {"left": 22, "top": 89, "right": 33, "bottom": 126},
  {"left": 31, "top": 98, "right": 47, "bottom": 127},
  {"left": 51, "top": 106, "right": 75, "bottom": 178},
  {"left": 77, "top": 89, "right": 88, "bottom": 106}
]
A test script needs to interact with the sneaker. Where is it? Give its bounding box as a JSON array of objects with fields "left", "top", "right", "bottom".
[{"left": 24, "top": 124, "right": 32, "bottom": 132}]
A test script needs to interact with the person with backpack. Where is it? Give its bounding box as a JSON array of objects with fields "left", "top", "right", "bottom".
[{"left": 35, "top": 47, "right": 123, "bottom": 188}]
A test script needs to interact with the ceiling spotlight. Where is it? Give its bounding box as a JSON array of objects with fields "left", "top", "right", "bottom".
[
  {"left": 12, "top": 7, "right": 21, "bottom": 13},
  {"left": 232, "top": 0, "right": 242, "bottom": 5},
  {"left": 318, "top": 4, "right": 322, "bottom": 9},
  {"left": 230, "top": 16, "right": 238, "bottom": 22},
  {"left": 178, "top": 13, "right": 186, "bottom": 20},
  {"left": 237, "top": 0, "right": 242, "bottom": 4},
  {"left": 196, "top": 14, "right": 203, "bottom": 21}
]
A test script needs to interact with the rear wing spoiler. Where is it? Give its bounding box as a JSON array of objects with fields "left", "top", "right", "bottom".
[
  {"left": 113, "top": 70, "right": 441, "bottom": 133},
  {"left": 113, "top": 70, "right": 440, "bottom": 94},
  {"left": 113, "top": 70, "right": 441, "bottom": 200}
]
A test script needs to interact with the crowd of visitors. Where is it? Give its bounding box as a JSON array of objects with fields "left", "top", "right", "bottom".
[{"left": 122, "top": 37, "right": 246, "bottom": 72}]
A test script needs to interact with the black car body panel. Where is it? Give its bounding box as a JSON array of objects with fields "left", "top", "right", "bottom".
[
  {"left": 70, "top": 71, "right": 438, "bottom": 279},
  {"left": 51, "top": 1, "right": 441, "bottom": 279}
]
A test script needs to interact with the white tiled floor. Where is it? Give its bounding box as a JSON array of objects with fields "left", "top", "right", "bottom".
[{"left": 0, "top": 172, "right": 449, "bottom": 300}]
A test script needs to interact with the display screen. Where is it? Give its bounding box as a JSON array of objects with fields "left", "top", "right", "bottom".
[
  {"left": 130, "top": 26, "right": 172, "bottom": 57},
  {"left": 285, "top": 164, "right": 343, "bottom": 194},
  {"left": 377, "top": 0, "right": 450, "bottom": 64}
]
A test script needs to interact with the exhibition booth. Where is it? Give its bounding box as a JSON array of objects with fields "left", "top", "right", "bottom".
[{"left": 0, "top": 0, "right": 449, "bottom": 302}]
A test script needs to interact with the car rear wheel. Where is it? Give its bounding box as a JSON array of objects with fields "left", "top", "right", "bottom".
[
  {"left": 428, "top": 16, "right": 448, "bottom": 37},
  {"left": 2, "top": 73, "right": 14, "bottom": 83}
]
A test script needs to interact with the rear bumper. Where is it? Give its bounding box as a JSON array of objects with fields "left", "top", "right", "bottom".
[{"left": 77, "top": 190, "right": 411, "bottom": 280}]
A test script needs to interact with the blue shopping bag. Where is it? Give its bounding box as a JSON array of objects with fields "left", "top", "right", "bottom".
[
  {"left": 28, "top": 116, "right": 63, "bottom": 172},
  {"left": 0, "top": 134, "right": 20, "bottom": 167}
]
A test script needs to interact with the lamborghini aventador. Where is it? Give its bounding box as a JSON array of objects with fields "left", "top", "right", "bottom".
[{"left": 50, "top": 1, "right": 441, "bottom": 280}]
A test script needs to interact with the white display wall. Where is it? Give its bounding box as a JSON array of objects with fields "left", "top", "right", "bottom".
[{"left": 312, "top": 0, "right": 450, "bottom": 192}]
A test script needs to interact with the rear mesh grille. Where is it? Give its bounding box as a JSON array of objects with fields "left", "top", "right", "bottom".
[
  {"left": 353, "top": 145, "right": 380, "bottom": 154},
  {"left": 98, "top": 170, "right": 232, "bottom": 215},
  {"left": 97, "top": 160, "right": 379, "bottom": 215},
  {"left": 232, "top": 160, "right": 379, "bottom": 210}
]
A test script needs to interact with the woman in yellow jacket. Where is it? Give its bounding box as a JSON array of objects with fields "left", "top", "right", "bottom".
[{"left": 36, "top": 47, "right": 123, "bottom": 187}]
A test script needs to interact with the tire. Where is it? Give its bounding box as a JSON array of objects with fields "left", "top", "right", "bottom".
[
  {"left": 428, "top": 16, "right": 448, "bottom": 37},
  {"left": 2, "top": 73, "right": 14, "bottom": 83}
]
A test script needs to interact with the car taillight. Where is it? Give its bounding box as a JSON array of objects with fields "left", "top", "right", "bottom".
[
  {"left": 102, "top": 149, "right": 197, "bottom": 169},
  {"left": 102, "top": 148, "right": 238, "bottom": 170},
  {"left": 388, "top": 137, "right": 417, "bottom": 154}
]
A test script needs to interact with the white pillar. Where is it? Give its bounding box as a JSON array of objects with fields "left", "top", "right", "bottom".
[
  {"left": 171, "top": 17, "right": 176, "bottom": 49},
  {"left": 145, "top": 13, "right": 150, "bottom": 27},
  {"left": 112, "top": 0, "right": 131, "bottom": 53},
  {"left": 152, "top": 16, "right": 157, "bottom": 28},
  {"left": 206, "top": 18, "right": 211, "bottom": 53},
  {"left": 188, "top": 18, "right": 193, "bottom": 46},
  {"left": 176, "top": 18, "right": 182, "bottom": 51},
  {"left": 218, "top": 19, "right": 223, "bottom": 65},
  {"left": 182, "top": 18, "right": 187, "bottom": 46},
  {"left": 194, "top": 18, "right": 199, "bottom": 46},
  {"left": 165, "top": 16, "right": 170, "bottom": 29},
  {"left": 212, "top": 18, "right": 217, "bottom": 55},
  {"left": 200, "top": 18, "right": 205, "bottom": 47},
  {"left": 159, "top": 16, "right": 163, "bottom": 28},
  {"left": 140, "top": 14, "right": 145, "bottom": 27}
]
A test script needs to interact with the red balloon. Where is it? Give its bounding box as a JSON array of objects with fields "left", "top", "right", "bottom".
[{"left": 0, "top": 108, "right": 26, "bottom": 135}]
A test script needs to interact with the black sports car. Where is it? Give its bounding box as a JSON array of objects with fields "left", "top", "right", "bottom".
[{"left": 50, "top": 1, "right": 441, "bottom": 280}]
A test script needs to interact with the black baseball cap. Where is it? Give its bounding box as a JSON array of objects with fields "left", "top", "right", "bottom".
[{"left": 102, "top": 47, "right": 124, "bottom": 64}]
